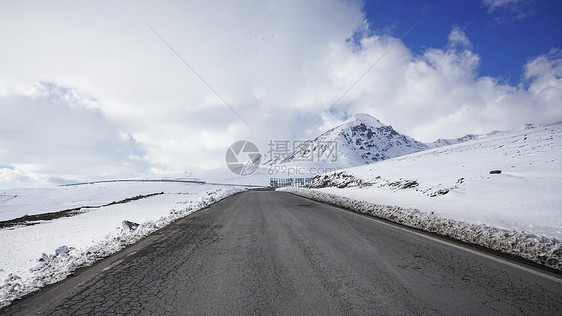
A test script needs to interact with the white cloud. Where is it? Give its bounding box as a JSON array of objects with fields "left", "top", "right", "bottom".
[
  {"left": 0, "top": 82, "right": 148, "bottom": 187},
  {"left": 312, "top": 26, "right": 560, "bottom": 142},
  {"left": 481, "top": 0, "right": 537, "bottom": 21},
  {"left": 482, "top": 0, "right": 521, "bottom": 12},
  {"left": 0, "top": 1, "right": 560, "bottom": 187},
  {"left": 448, "top": 26, "right": 472, "bottom": 49}
]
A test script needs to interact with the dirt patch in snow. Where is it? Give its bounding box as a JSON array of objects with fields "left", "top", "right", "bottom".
[{"left": 313, "top": 170, "right": 467, "bottom": 198}]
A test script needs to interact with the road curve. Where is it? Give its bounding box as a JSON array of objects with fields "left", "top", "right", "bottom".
[{"left": 3, "top": 191, "right": 561, "bottom": 315}]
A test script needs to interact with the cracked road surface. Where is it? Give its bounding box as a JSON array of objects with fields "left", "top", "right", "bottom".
[{"left": 3, "top": 191, "right": 562, "bottom": 315}]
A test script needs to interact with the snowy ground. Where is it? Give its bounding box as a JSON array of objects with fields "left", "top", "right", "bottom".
[
  {"left": 0, "top": 181, "right": 210, "bottom": 221},
  {"left": 0, "top": 182, "right": 246, "bottom": 307},
  {"left": 280, "top": 123, "right": 562, "bottom": 270}
]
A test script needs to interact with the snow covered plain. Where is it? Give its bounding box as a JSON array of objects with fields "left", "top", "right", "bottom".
[
  {"left": 280, "top": 123, "right": 562, "bottom": 270},
  {"left": 0, "top": 182, "right": 245, "bottom": 307},
  {"left": 0, "top": 181, "right": 207, "bottom": 221}
]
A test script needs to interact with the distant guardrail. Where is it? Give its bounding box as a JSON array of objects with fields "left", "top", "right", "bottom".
[
  {"left": 61, "top": 179, "right": 268, "bottom": 188},
  {"left": 60, "top": 179, "right": 207, "bottom": 186}
]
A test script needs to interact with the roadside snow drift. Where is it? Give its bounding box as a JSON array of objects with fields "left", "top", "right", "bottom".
[
  {"left": 0, "top": 182, "right": 245, "bottom": 308},
  {"left": 280, "top": 124, "right": 562, "bottom": 271}
]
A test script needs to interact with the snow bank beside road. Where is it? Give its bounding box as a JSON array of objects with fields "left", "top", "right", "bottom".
[
  {"left": 0, "top": 184, "right": 245, "bottom": 308},
  {"left": 279, "top": 187, "right": 562, "bottom": 271}
]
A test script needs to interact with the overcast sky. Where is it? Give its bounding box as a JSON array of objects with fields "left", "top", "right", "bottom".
[{"left": 1, "top": 0, "right": 561, "bottom": 188}]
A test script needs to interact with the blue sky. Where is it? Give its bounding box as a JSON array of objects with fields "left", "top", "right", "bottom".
[{"left": 364, "top": 0, "right": 562, "bottom": 83}]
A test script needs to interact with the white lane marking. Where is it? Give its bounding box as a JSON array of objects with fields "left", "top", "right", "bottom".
[{"left": 328, "top": 204, "right": 562, "bottom": 284}]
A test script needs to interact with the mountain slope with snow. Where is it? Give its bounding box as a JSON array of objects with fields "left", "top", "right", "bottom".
[
  {"left": 309, "top": 123, "right": 561, "bottom": 237},
  {"left": 266, "top": 113, "right": 430, "bottom": 168}
]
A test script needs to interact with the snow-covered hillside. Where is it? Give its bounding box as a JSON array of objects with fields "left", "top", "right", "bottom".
[
  {"left": 0, "top": 182, "right": 245, "bottom": 307},
  {"left": 281, "top": 123, "right": 562, "bottom": 269},
  {"left": 265, "top": 113, "right": 482, "bottom": 169},
  {"left": 264, "top": 113, "right": 428, "bottom": 168}
]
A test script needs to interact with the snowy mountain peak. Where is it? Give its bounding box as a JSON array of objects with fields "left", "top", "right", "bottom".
[
  {"left": 344, "top": 113, "right": 385, "bottom": 128},
  {"left": 265, "top": 112, "right": 429, "bottom": 168}
]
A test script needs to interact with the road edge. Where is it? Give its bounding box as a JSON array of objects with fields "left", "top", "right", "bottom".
[{"left": 278, "top": 187, "right": 562, "bottom": 275}]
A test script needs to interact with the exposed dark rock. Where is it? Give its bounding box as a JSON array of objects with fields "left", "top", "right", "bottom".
[{"left": 122, "top": 220, "right": 140, "bottom": 231}]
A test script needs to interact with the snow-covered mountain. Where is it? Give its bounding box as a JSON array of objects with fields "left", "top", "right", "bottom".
[
  {"left": 265, "top": 113, "right": 540, "bottom": 169},
  {"left": 426, "top": 123, "right": 541, "bottom": 148},
  {"left": 426, "top": 134, "right": 479, "bottom": 149},
  {"left": 265, "top": 113, "right": 429, "bottom": 168}
]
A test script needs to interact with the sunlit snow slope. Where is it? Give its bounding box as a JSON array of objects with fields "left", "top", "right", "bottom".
[{"left": 306, "top": 122, "right": 562, "bottom": 240}]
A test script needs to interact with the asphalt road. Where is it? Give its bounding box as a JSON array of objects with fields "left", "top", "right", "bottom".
[{"left": 3, "top": 191, "right": 562, "bottom": 315}]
